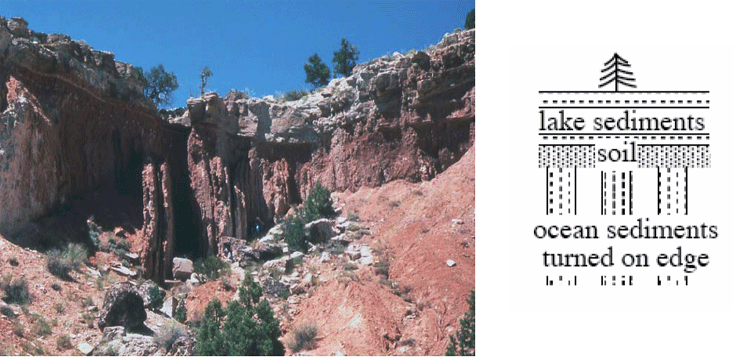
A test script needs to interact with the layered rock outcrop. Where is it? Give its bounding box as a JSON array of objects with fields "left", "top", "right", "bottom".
[
  {"left": 180, "top": 29, "right": 475, "bottom": 255},
  {"left": 0, "top": 17, "right": 186, "bottom": 282},
  {"left": 0, "top": 16, "right": 474, "bottom": 283}
]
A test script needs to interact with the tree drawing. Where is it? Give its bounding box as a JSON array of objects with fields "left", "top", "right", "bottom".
[{"left": 599, "top": 53, "right": 636, "bottom": 91}]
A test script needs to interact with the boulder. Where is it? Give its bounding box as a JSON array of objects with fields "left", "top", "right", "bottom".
[
  {"left": 304, "top": 218, "right": 336, "bottom": 243},
  {"left": 359, "top": 245, "right": 374, "bottom": 265},
  {"left": 172, "top": 258, "right": 193, "bottom": 281},
  {"left": 447, "top": 260, "right": 456, "bottom": 267},
  {"left": 111, "top": 264, "right": 137, "bottom": 277},
  {"left": 262, "top": 278, "right": 290, "bottom": 299},
  {"left": 93, "top": 326, "right": 159, "bottom": 356},
  {"left": 344, "top": 249, "right": 361, "bottom": 260},
  {"left": 330, "top": 233, "right": 352, "bottom": 245},
  {"left": 137, "top": 280, "right": 163, "bottom": 309},
  {"left": 160, "top": 296, "right": 176, "bottom": 317},
  {"left": 258, "top": 235, "right": 276, "bottom": 244},
  {"left": 320, "top": 252, "right": 331, "bottom": 262},
  {"left": 77, "top": 342, "right": 94, "bottom": 355},
  {"left": 97, "top": 283, "right": 147, "bottom": 331},
  {"left": 254, "top": 242, "right": 283, "bottom": 260},
  {"left": 166, "top": 336, "right": 196, "bottom": 356},
  {"left": 7, "top": 18, "right": 29, "bottom": 37},
  {"left": 223, "top": 236, "right": 283, "bottom": 267}
]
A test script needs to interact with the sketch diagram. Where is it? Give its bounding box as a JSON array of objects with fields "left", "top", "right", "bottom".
[{"left": 538, "top": 54, "right": 710, "bottom": 216}]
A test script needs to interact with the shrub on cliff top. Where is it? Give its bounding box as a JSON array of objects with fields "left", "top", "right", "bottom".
[
  {"left": 333, "top": 38, "right": 360, "bottom": 77},
  {"left": 465, "top": 9, "right": 475, "bottom": 30},
  {"left": 282, "top": 89, "right": 308, "bottom": 102},
  {"left": 143, "top": 64, "right": 179, "bottom": 108}
]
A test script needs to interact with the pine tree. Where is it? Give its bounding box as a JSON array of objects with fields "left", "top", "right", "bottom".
[
  {"left": 465, "top": 9, "right": 475, "bottom": 30},
  {"left": 445, "top": 289, "right": 475, "bottom": 356},
  {"left": 195, "top": 274, "right": 285, "bottom": 356},
  {"left": 196, "top": 299, "right": 226, "bottom": 355},
  {"left": 301, "top": 181, "right": 336, "bottom": 221},
  {"left": 200, "top": 66, "right": 213, "bottom": 95},
  {"left": 599, "top": 53, "right": 636, "bottom": 92},
  {"left": 284, "top": 215, "right": 307, "bottom": 253},
  {"left": 174, "top": 299, "right": 187, "bottom": 324},
  {"left": 332, "top": 38, "right": 360, "bottom": 77},
  {"left": 304, "top": 53, "right": 331, "bottom": 88},
  {"left": 144, "top": 64, "right": 179, "bottom": 107}
]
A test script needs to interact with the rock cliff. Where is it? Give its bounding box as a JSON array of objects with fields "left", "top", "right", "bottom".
[{"left": 0, "top": 16, "right": 474, "bottom": 282}]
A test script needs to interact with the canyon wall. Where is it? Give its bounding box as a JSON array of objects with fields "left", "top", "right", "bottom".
[{"left": 0, "top": 16, "right": 474, "bottom": 282}]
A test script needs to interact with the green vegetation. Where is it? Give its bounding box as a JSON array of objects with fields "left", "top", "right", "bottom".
[
  {"left": 196, "top": 274, "right": 284, "bottom": 355},
  {"left": 282, "top": 88, "right": 308, "bottom": 101},
  {"left": 147, "top": 285, "right": 163, "bottom": 310},
  {"left": 30, "top": 315, "right": 52, "bottom": 337},
  {"left": 1, "top": 304, "right": 15, "bottom": 318},
  {"left": 283, "top": 215, "right": 307, "bottom": 253},
  {"left": 13, "top": 321, "right": 24, "bottom": 337},
  {"left": 102, "top": 234, "right": 131, "bottom": 264},
  {"left": 194, "top": 256, "right": 230, "bottom": 281},
  {"left": 281, "top": 181, "right": 337, "bottom": 253},
  {"left": 47, "top": 243, "right": 88, "bottom": 280},
  {"left": 465, "top": 9, "right": 475, "bottom": 30},
  {"left": 87, "top": 217, "right": 101, "bottom": 250},
  {"left": 300, "top": 182, "right": 336, "bottom": 221},
  {"left": 445, "top": 289, "right": 475, "bottom": 356},
  {"left": 138, "top": 64, "right": 179, "bottom": 107},
  {"left": 291, "top": 324, "right": 318, "bottom": 352},
  {"left": 2, "top": 274, "right": 30, "bottom": 305},
  {"left": 56, "top": 334, "right": 72, "bottom": 350},
  {"left": 174, "top": 298, "right": 187, "bottom": 324},
  {"left": 304, "top": 53, "right": 331, "bottom": 88},
  {"left": 332, "top": 38, "right": 360, "bottom": 77},
  {"left": 200, "top": 66, "right": 213, "bottom": 95}
]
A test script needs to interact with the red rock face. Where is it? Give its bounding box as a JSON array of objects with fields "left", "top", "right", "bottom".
[
  {"left": 141, "top": 162, "right": 176, "bottom": 283},
  {"left": 0, "top": 16, "right": 474, "bottom": 281}
]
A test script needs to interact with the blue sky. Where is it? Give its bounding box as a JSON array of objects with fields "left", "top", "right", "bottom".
[{"left": 3, "top": 0, "right": 474, "bottom": 107}]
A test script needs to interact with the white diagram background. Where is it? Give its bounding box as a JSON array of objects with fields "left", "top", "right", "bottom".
[{"left": 479, "top": 0, "right": 750, "bottom": 355}]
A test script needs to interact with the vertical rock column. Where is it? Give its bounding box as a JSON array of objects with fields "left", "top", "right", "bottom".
[{"left": 141, "top": 161, "right": 175, "bottom": 283}]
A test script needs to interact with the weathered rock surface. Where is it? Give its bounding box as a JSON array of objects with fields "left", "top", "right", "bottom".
[
  {"left": 304, "top": 218, "right": 336, "bottom": 243},
  {"left": 182, "top": 29, "right": 474, "bottom": 257},
  {"left": 220, "top": 235, "right": 284, "bottom": 267},
  {"left": 92, "top": 326, "right": 158, "bottom": 356},
  {"left": 0, "top": 16, "right": 474, "bottom": 283},
  {"left": 165, "top": 335, "right": 196, "bottom": 356},
  {"left": 136, "top": 280, "right": 163, "bottom": 309},
  {"left": 171, "top": 257, "right": 193, "bottom": 281},
  {"left": 98, "top": 282, "right": 147, "bottom": 331}
]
